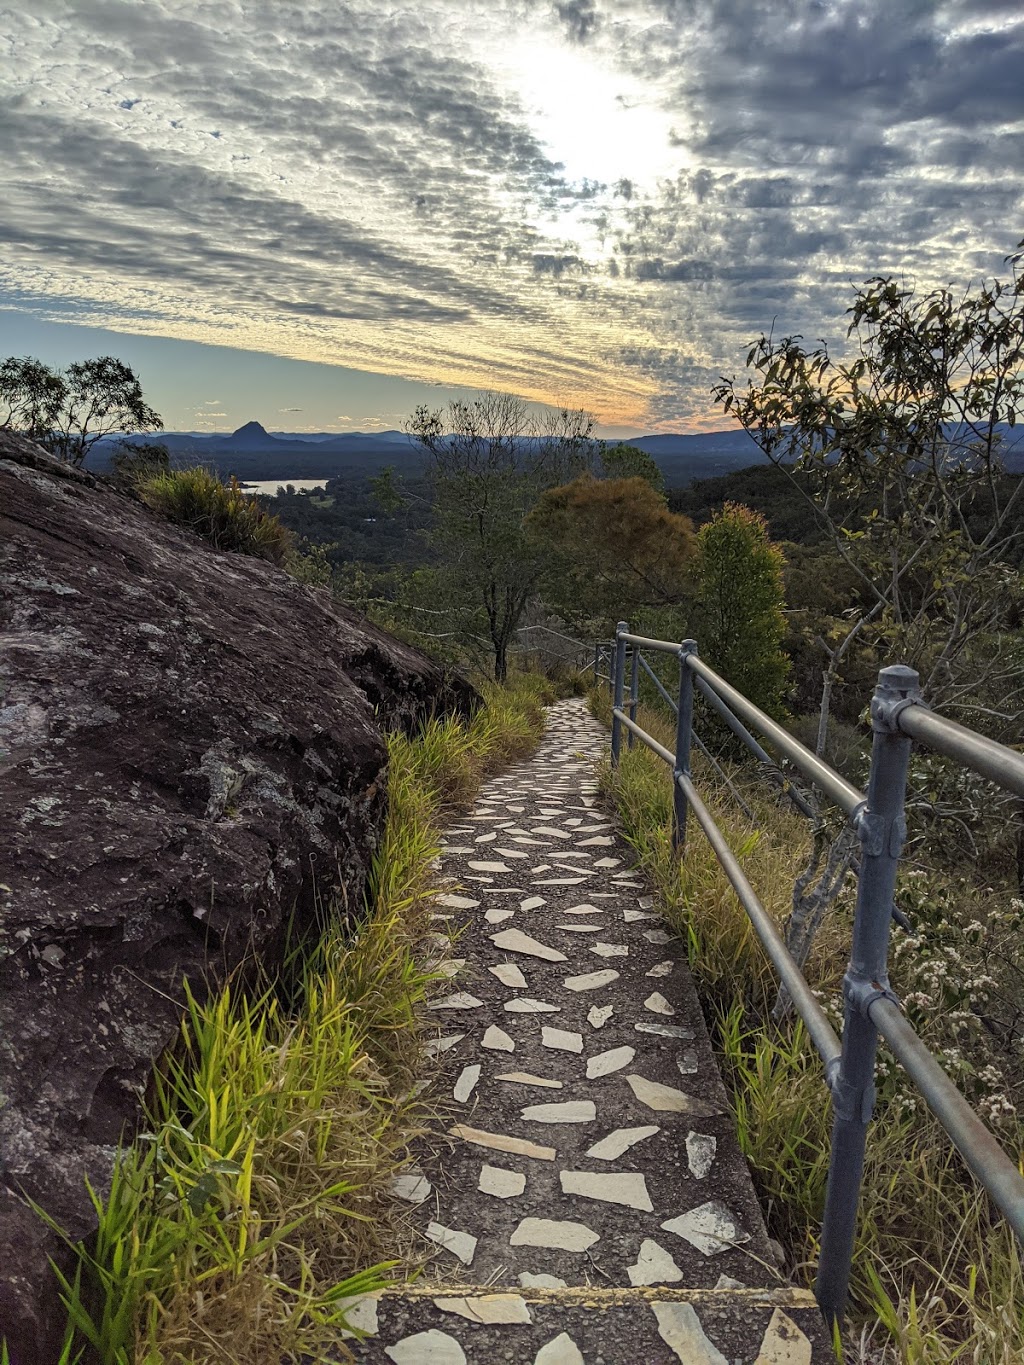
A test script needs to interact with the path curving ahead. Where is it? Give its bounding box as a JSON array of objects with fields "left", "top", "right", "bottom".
[{"left": 346, "top": 698, "right": 830, "bottom": 1363}]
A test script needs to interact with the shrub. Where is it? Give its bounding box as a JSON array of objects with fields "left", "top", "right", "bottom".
[{"left": 139, "top": 467, "right": 293, "bottom": 563}]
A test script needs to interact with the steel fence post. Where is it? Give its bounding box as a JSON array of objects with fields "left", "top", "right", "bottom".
[
  {"left": 816, "top": 665, "right": 920, "bottom": 1328},
  {"left": 672, "top": 641, "right": 698, "bottom": 852},
  {"left": 611, "top": 622, "right": 628, "bottom": 767},
  {"left": 628, "top": 644, "right": 640, "bottom": 749},
  {"left": 593, "top": 642, "right": 600, "bottom": 677}
]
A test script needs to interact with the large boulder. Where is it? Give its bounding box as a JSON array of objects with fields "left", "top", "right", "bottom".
[{"left": 0, "top": 432, "right": 475, "bottom": 1362}]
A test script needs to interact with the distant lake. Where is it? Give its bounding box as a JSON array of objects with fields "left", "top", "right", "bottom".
[{"left": 242, "top": 479, "right": 327, "bottom": 496}]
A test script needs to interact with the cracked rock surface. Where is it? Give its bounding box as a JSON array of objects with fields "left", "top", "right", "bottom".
[{"left": 0, "top": 431, "right": 475, "bottom": 1363}]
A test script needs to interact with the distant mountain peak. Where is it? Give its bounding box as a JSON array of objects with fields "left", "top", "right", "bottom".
[{"left": 232, "top": 420, "right": 269, "bottom": 439}]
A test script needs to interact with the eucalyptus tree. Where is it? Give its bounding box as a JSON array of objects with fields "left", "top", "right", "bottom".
[
  {"left": 713, "top": 241, "right": 1024, "bottom": 751},
  {"left": 406, "top": 393, "right": 596, "bottom": 680}
]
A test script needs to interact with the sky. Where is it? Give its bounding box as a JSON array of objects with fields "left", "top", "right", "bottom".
[{"left": 1, "top": 1, "right": 1022, "bottom": 435}]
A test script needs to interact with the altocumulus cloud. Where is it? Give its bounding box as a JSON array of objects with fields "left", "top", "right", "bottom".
[{"left": 0, "top": 0, "right": 1021, "bottom": 427}]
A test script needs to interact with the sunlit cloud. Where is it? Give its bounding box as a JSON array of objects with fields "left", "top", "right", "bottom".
[{"left": 0, "top": 1, "right": 1020, "bottom": 430}]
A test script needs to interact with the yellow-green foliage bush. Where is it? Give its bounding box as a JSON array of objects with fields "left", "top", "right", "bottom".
[{"left": 139, "top": 467, "right": 293, "bottom": 564}]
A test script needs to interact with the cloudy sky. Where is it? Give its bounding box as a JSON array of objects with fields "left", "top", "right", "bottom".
[{"left": 1, "top": 1, "right": 1022, "bottom": 434}]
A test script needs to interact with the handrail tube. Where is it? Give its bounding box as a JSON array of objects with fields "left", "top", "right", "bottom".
[
  {"left": 896, "top": 704, "right": 1024, "bottom": 800},
  {"left": 630, "top": 657, "right": 762, "bottom": 834},
  {"left": 871, "top": 996, "right": 1024, "bottom": 1242},
  {"left": 608, "top": 703, "right": 842, "bottom": 1076},
  {"left": 677, "top": 772, "right": 843, "bottom": 1078},
  {"left": 612, "top": 708, "right": 676, "bottom": 766},
  {"left": 693, "top": 676, "right": 817, "bottom": 819},
  {"left": 617, "top": 630, "right": 686, "bottom": 655},
  {"left": 687, "top": 655, "right": 862, "bottom": 819}
]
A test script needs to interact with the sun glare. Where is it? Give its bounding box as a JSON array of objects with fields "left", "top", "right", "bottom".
[{"left": 496, "top": 39, "right": 683, "bottom": 191}]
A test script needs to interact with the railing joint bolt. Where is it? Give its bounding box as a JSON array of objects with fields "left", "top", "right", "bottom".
[
  {"left": 844, "top": 972, "right": 901, "bottom": 1021},
  {"left": 870, "top": 664, "right": 925, "bottom": 734}
]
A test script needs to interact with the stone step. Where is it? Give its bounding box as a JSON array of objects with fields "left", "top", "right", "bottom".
[{"left": 342, "top": 1283, "right": 833, "bottom": 1362}]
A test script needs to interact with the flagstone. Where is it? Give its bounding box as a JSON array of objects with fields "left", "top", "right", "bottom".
[
  {"left": 591, "top": 942, "right": 628, "bottom": 957},
  {"left": 518, "top": 1272, "right": 567, "bottom": 1289},
  {"left": 533, "top": 876, "right": 589, "bottom": 885},
  {"left": 510, "top": 1218, "right": 599, "bottom": 1251},
  {"left": 755, "top": 1308, "right": 813, "bottom": 1365},
  {"left": 390, "top": 1171, "right": 432, "bottom": 1203},
  {"left": 504, "top": 997, "right": 560, "bottom": 1013},
  {"left": 623, "top": 908, "right": 657, "bottom": 922},
  {"left": 646, "top": 960, "right": 674, "bottom": 977},
  {"left": 577, "top": 835, "right": 614, "bottom": 845},
  {"left": 433, "top": 1294, "right": 532, "bottom": 1325},
  {"left": 564, "top": 903, "right": 601, "bottom": 914},
  {"left": 564, "top": 968, "right": 620, "bottom": 991},
  {"left": 651, "top": 1302, "right": 729, "bottom": 1364},
  {"left": 429, "top": 992, "right": 485, "bottom": 1010},
  {"left": 556, "top": 924, "right": 605, "bottom": 933},
  {"left": 490, "top": 928, "right": 567, "bottom": 962},
  {"left": 338, "top": 1293, "right": 380, "bottom": 1339},
  {"left": 559, "top": 1169, "right": 653, "bottom": 1211},
  {"left": 627, "top": 1238, "right": 684, "bottom": 1286},
  {"left": 470, "top": 860, "right": 512, "bottom": 872},
  {"left": 520, "top": 895, "right": 546, "bottom": 910},
  {"left": 484, "top": 907, "right": 515, "bottom": 924},
  {"left": 585, "top": 1044, "right": 635, "bottom": 1078},
  {"left": 541, "top": 1027, "right": 584, "bottom": 1053},
  {"left": 661, "top": 1200, "right": 751, "bottom": 1255},
  {"left": 644, "top": 928, "right": 672, "bottom": 943},
  {"left": 532, "top": 1331, "right": 585, "bottom": 1364},
  {"left": 425, "top": 1222, "right": 478, "bottom": 1265},
  {"left": 482, "top": 1025, "right": 515, "bottom": 1051},
  {"left": 453, "top": 1064, "right": 480, "bottom": 1103},
  {"left": 436, "top": 894, "right": 480, "bottom": 909},
  {"left": 424, "top": 1033, "right": 464, "bottom": 1056},
  {"left": 489, "top": 962, "right": 528, "bottom": 988},
  {"left": 686, "top": 1131, "right": 717, "bottom": 1179},
  {"left": 645, "top": 991, "right": 675, "bottom": 1015},
  {"left": 625, "top": 1074, "right": 722, "bottom": 1116},
  {"left": 385, "top": 1330, "right": 466, "bottom": 1364},
  {"left": 635, "top": 1021, "right": 695, "bottom": 1039},
  {"left": 496, "top": 1072, "right": 563, "bottom": 1089},
  {"left": 585, "top": 1124, "right": 660, "bottom": 1160},
  {"left": 521, "top": 1099, "right": 596, "bottom": 1124},
  {"left": 594, "top": 857, "right": 621, "bottom": 867},
  {"left": 449, "top": 1124, "right": 556, "bottom": 1160},
  {"left": 677, "top": 1050, "right": 699, "bottom": 1075}
]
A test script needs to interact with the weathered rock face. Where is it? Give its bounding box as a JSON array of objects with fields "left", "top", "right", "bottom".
[{"left": 0, "top": 431, "right": 476, "bottom": 1362}]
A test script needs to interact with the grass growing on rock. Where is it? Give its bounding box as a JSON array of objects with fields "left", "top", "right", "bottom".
[
  {"left": 593, "top": 691, "right": 1024, "bottom": 1365},
  {"left": 44, "top": 673, "right": 552, "bottom": 1365},
  {"left": 138, "top": 467, "right": 293, "bottom": 563}
]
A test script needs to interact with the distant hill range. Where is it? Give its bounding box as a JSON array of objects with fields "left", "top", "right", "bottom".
[{"left": 86, "top": 420, "right": 1024, "bottom": 486}]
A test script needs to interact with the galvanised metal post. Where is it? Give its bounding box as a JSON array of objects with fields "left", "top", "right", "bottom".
[
  {"left": 627, "top": 643, "right": 641, "bottom": 750},
  {"left": 593, "top": 642, "right": 600, "bottom": 677},
  {"left": 672, "top": 641, "right": 698, "bottom": 852},
  {"left": 610, "top": 622, "right": 628, "bottom": 767},
  {"left": 816, "top": 664, "right": 920, "bottom": 1328}
]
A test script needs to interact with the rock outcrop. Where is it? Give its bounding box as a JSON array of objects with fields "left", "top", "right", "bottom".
[{"left": 0, "top": 431, "right": 475, "bottom": 1362}]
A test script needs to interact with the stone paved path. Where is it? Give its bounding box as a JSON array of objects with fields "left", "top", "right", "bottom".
[{"left": 345, "top": 699, "right": 830, "bottom": 1363}]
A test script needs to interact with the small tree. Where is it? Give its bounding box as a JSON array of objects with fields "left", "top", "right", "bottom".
[
  {"left": 0, "top": 354, "right": 162, "bottom": 467},
  {"left": 528, "top": 474, "right": 695, "bottom": 633},
  {"left": 712, "top": 241, "right": 1024, "bottom": 749},
  {"left": 406, "top": 393, "right": 595, "bottom": 680},
  {"left": 598, "top": 442, "right": 665, "bottom": 493},
  {"left": 694, "top": 502, "right": 789, "bottom": 718}
]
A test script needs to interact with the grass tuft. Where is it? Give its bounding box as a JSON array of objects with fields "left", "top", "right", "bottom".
[{"left": 138, "top": 467, "right": 293, "bottom": 563}]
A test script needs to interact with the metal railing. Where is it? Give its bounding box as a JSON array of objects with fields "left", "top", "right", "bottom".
[{"left": 602, "top": 621, "right": 1024, "bottom": 1329}]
